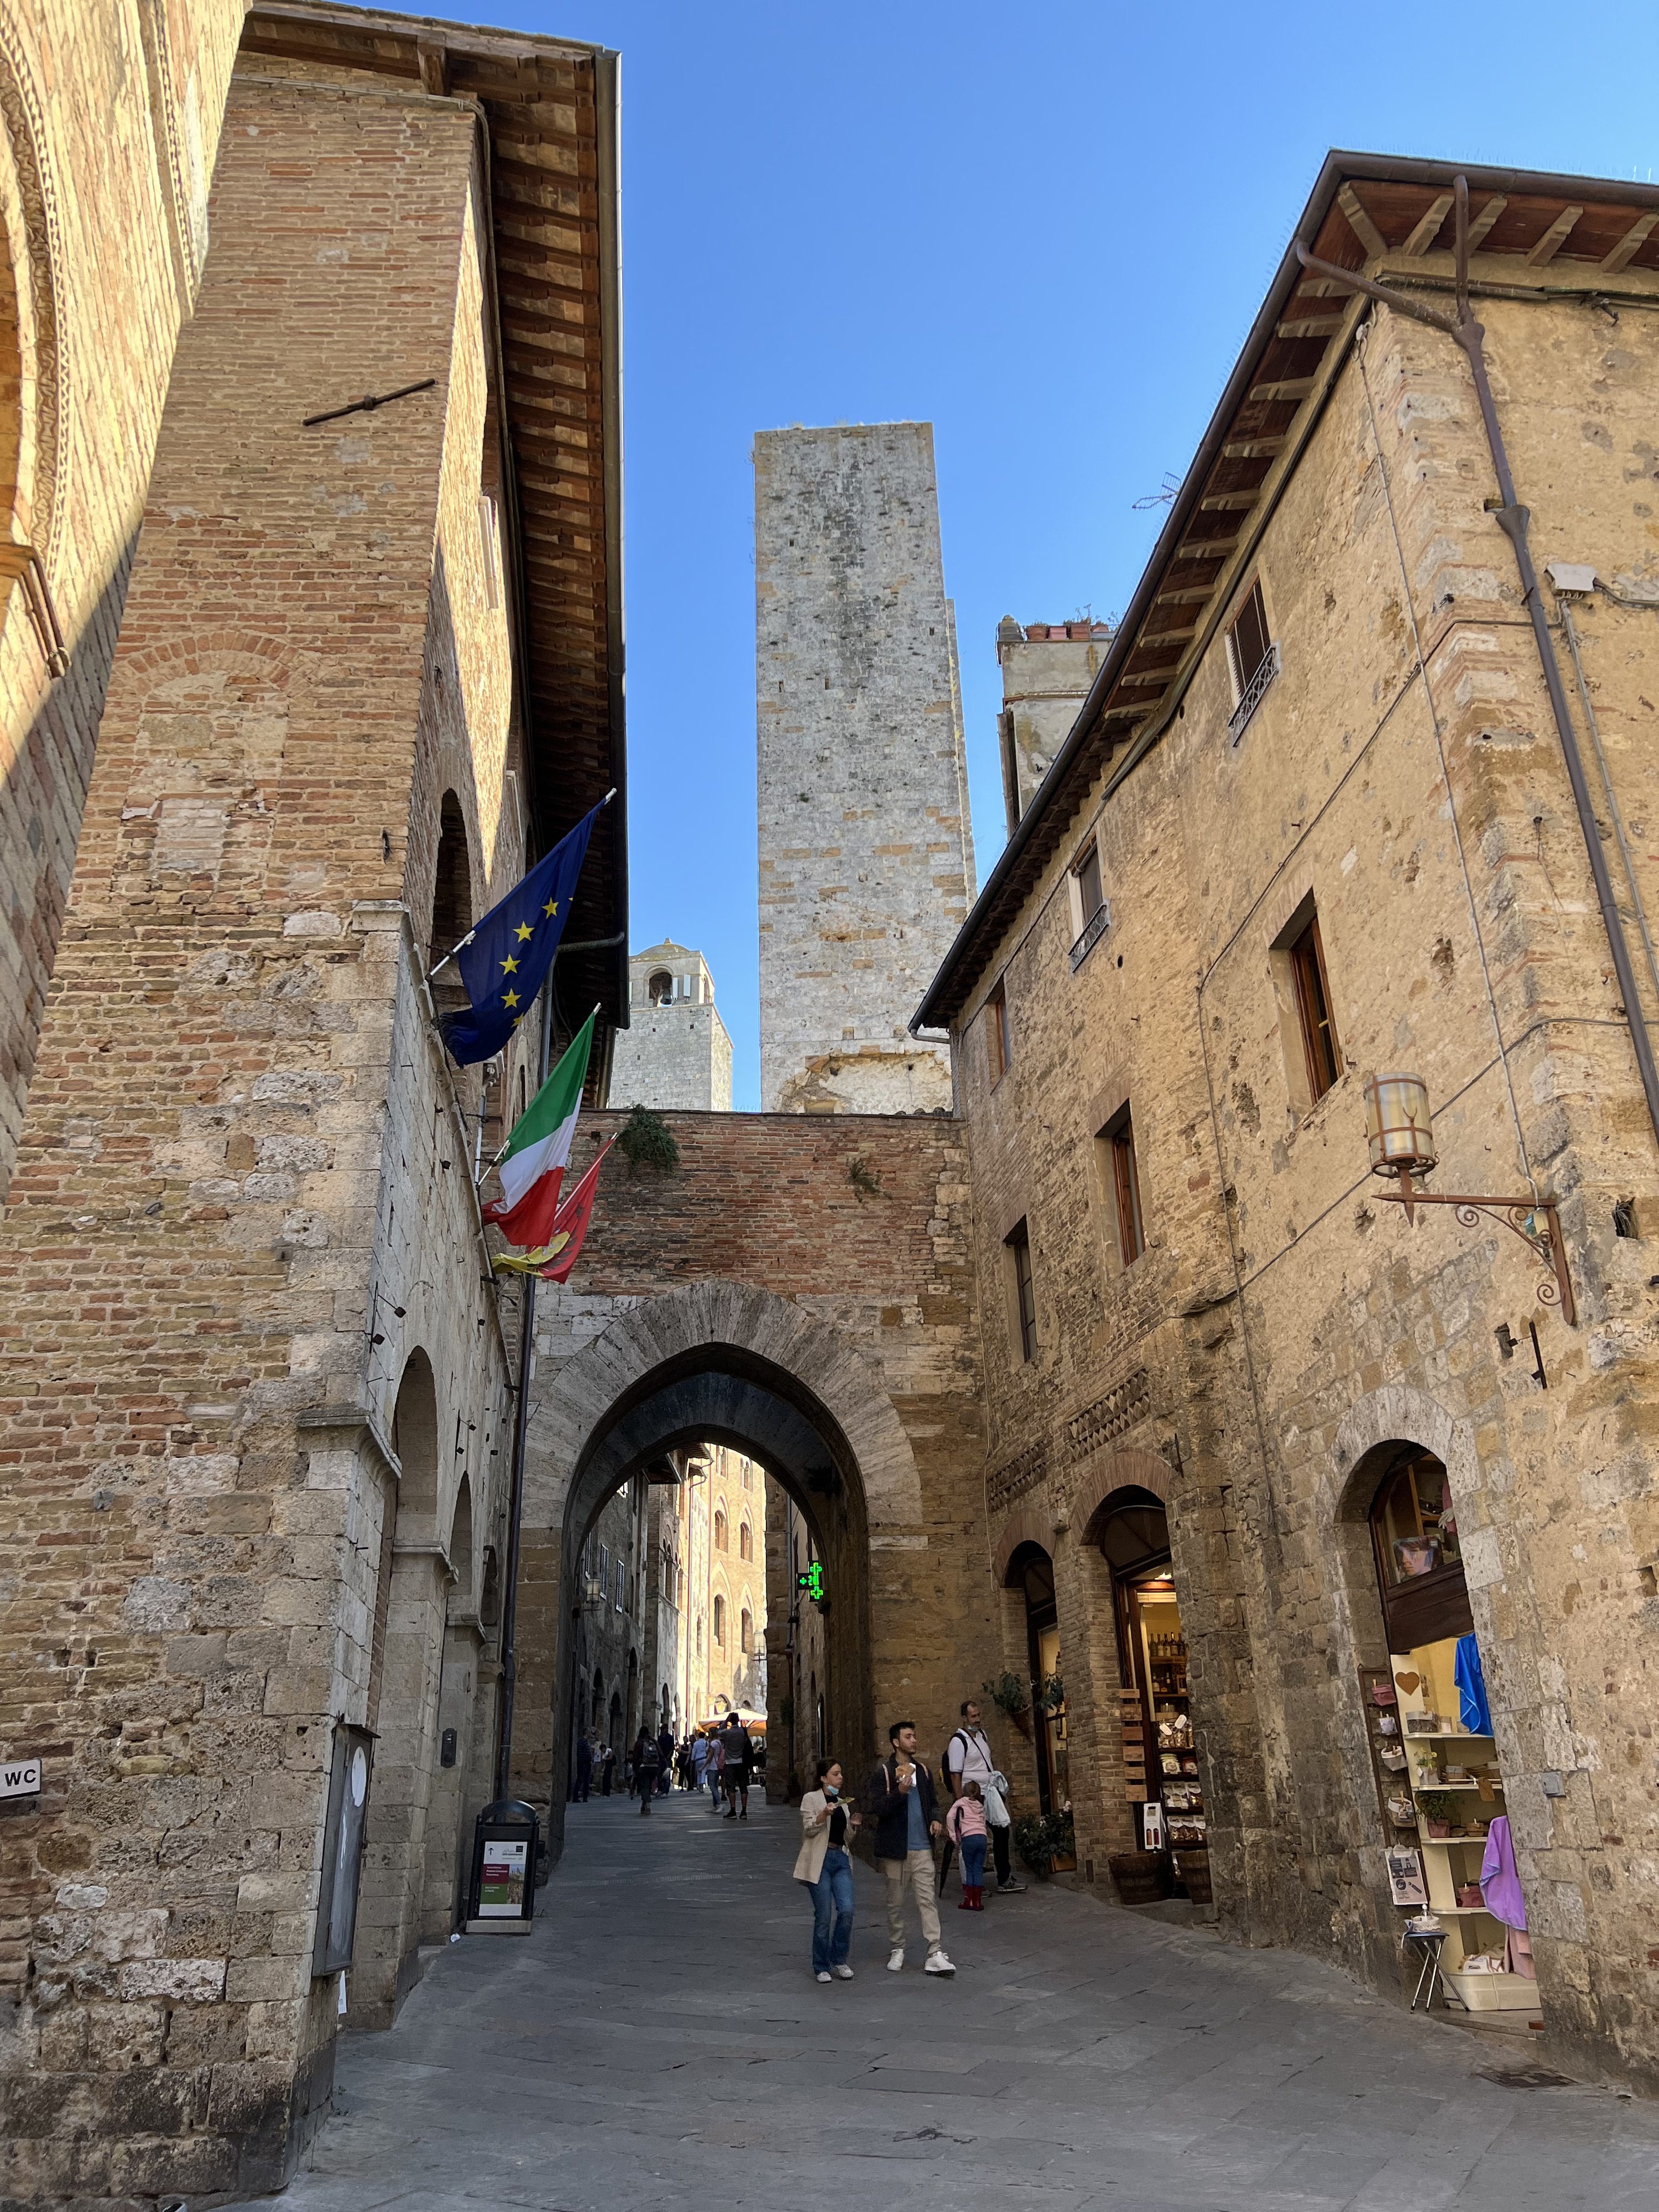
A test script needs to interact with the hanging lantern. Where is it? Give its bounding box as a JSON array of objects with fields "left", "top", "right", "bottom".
[{"left": 1364, "top": 1072, "right": 1436, "bottom": 1177}]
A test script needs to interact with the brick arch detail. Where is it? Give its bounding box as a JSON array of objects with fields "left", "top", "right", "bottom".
[
  {"left": 1072, "top": 1447, "right": 1174, "bottom": 1546},
  {"left": 990, "top": 1504, "right": 1056, "bottom": 1588}
]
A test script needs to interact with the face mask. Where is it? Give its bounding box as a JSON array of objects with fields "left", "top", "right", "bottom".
[{"left": 824, "top": 1783, "right": 838, "bottom": 1798}]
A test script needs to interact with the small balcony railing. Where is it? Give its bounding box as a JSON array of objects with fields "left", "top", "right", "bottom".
[
  {"left": 1227, "top": 640, "right": 1280, "bottom": 744},
  {"left": 1069, "top": 899, "right": 1112, "bottom": 972}
]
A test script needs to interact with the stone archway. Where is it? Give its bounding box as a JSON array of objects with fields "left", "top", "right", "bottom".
[{"left": 512, "top": 1280, "right": 940, "bottom": 1856}]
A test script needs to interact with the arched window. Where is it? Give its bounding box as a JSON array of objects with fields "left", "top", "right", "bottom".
[
  {"left": 714, "top": 1509, "right": 727, "bottom": 1552},
  {"left": 713, "top": 1594, "right": 726, "bottom": 1646},
  {"left": 648, "top": 968, "right": 672, "bottom": 1006},
  {"left": 738, "top": 1520, "right": 752, "bottom": 1562},
  {"left": 1368, "top": 1448, "right": 1471, "bottom": 1647},
  {"left": 429, "top": 791, "right": 473, "bottom": 972},
  {"left": 675, "top": 1566, "right": 685, "bottom": 1610},
  {"left": 740, "top": 1607, "right": 753, "bottom": 1655}
]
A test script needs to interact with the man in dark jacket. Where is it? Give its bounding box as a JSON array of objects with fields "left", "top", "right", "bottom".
[
  {"left": 655, "top": 1723, "right": 674, "bottom": 1795},
  {"left": 865, "top": 1721, "right": 954, "bottom": 1976},
  {"left": 718, "top": 1716, "right": 751, "bottom": 1818},
  {"left": 633, "top": 1729, "right": 660, "bottom": 1814}
]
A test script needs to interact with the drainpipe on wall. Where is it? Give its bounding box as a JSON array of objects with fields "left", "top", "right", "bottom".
[{"left": 1297, "top": 174, "right": 1659, "bottom": 1160}]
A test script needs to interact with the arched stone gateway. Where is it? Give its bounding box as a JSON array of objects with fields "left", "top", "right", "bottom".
[{"left": 510, "top": 1279, "right": 987, "bottom": 1855}]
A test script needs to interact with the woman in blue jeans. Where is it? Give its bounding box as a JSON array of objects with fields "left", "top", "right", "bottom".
[{"left": 793, "top": 1756, "right": 859, "bottom": 1982}]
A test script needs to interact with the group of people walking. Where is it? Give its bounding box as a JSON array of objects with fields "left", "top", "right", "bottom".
[
  {"left": 793, "top": 1699, "right": 1024, "bottom": 1983},
  {"left": 574, "top": 1717, "right": 765, "bottom": 1817}
]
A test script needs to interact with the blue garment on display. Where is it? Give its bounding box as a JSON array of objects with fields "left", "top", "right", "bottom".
[{"left": 1454, "top": 1634, "right": 1492, "bottom": 1735}]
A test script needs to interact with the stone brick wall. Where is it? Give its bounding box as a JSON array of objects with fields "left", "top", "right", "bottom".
[
  {"left": 609, "top": 1000, "right": 732, "bottom": 1110},
  {"left": 994, "top": 617, "right": 1113, "bottom": 832},
  {"left": 0, "top": 70, "right": 539, "bottom": 2200},
  {"left": 951, "top": 281, "right": 1659, "bottom": 2091},
  {"left": 754, "top": 423, "right": 975, "bottom": 1114},
  {"left": 509, "top": 1109, "right": 1005, "bottom": 1853},
  {"left": 0, "top": 0, "right": 246, "bottom": 1196}
]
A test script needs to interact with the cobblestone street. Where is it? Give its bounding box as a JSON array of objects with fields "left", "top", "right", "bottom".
[{"left": 236, "top": 1793, "right": 1659, "bottom": 2212}]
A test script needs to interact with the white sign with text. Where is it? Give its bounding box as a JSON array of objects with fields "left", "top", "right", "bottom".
[{"left": 1, "top": 1756, "right": 41, "bottom": 1799}]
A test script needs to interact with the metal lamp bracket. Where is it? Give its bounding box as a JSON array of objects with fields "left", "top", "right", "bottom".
[{"left": 1376, "top": 1170, "right": 1575, "bottom": 1326}]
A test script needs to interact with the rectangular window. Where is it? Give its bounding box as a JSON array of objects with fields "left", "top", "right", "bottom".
[
  {"left": 1289, "top": 912, "right": 1341, "bottom": 1102},
  {"left": 987, "top": 978, "right": 1010, "bottom": 1085},
  {"left": 1007, "top": 1219, "right": 1037, "bottom": 1363},
  {"left": 1225, "top": 580, "right": 1278, "bottom": 742},
  {"left": 1110, "top": 1114, "right": 1145, "bottom": 1267},
  {"left": 1077, "top": 842, "right": 1104, "bottom": 929},
  {"left": 478, "top": 495, "right": 502, "bottom": 610},
  {"left": 1069, "top": 839, "right": 1110, "bottom": 970}
]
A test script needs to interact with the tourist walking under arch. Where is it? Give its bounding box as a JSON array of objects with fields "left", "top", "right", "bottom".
[
  {"left": 867, "top": 1722, "right": 953, "bottom": 1975},
  {"left": 795, "top": 1757, "right": 859, "bottom": 1981}
]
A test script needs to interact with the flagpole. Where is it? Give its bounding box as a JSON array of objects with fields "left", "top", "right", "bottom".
[{"left": 424, "top": 928, "right": 476, "bottom": 984}]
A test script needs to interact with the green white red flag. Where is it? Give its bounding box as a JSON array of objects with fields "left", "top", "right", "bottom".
[{"left": 481, "top": 1011, "right": 594, "bottom": 1248}]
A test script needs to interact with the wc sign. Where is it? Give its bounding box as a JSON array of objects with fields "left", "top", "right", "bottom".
[{"left": 1, "top": 1755, "right": 41, "bottom": 1800}]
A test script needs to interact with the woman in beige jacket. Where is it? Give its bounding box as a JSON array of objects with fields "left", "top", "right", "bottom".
[{"left": 793, "top": 1757, "right": 859, "bottom": 1982}]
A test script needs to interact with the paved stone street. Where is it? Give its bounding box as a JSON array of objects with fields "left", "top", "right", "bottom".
[{"left": 242, "top": 1793, "right": 1659, "bottom": 2212}]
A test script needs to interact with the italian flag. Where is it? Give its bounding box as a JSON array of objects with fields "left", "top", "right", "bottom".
[{"left": 481, "top": 1011, "right": 594, "bottom": 1248}]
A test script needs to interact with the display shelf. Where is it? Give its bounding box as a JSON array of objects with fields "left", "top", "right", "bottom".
[{"left": 1404, "top": 1730, "right": 1493, "bottom": 1740}]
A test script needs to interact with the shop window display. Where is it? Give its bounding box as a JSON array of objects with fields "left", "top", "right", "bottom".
[
  {"left": 1097, "top": 1489, "right": 1207, "bottom": 1902},
  {"left": 1364, "top": 1451, "right": 1537, "bottom": 2016}
]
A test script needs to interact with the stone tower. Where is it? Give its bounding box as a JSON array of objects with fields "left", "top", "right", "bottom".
[
  {"left": 755, "top": 422, "right": 975, "bottom": 1114},
  {"left": 995, "top": 615, "right": 1115, "bottom": 834},
  {"left": 607, "top": 938, "right": 734, "bottom": 1110}
]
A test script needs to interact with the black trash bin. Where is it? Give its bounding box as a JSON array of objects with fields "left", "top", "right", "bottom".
[{"left": 466, "top": 1798, "right": 540, "bottom": 1932}]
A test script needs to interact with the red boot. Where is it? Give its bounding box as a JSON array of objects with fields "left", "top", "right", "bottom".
[
  {"left": 958, "top": 1885, "right": 973, "bottom": 1910},
  {"left": 972, "top": 1885, "right": 985, "bottom": 1910}
]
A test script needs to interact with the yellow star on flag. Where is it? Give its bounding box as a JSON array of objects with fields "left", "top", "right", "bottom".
[
  {"left": 542, "top": 897, "right": 560, "bottom": 918},
  {"left": 513, "top": 922, "right": 535, "bottom": 943},
  {"left": 500, "top": 954, "right": 519, "bottom": 974},
  {"left": 501, "top": 988, "right": 521, "bottom": 1009}
]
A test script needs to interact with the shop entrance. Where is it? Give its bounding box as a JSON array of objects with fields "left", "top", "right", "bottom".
[
  {"left": 1097, "top": 1489, "right": 1207, "bottom": 1882},
  {"left": 1361, "top": 1448, "right": 1536, "bottom": 2017}
]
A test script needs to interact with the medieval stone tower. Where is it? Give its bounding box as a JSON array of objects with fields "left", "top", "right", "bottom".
[{"left": 754, "top": 422, "right": 975, "bottom": 1114}]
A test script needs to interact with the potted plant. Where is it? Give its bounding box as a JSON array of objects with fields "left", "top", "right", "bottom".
[
  {"left": 1418, "top": 1791, "right": 1454, "bottom": 1840},
  {"left": 1048, "top": 1806, "right": 1077, "bottom": 1874},
  {"left": 982, "top": 1670, "right": 1033, "bottom": 1739},
  {"left": 1013, "top": 1813, "right": 1054, "bottom": 1877}
]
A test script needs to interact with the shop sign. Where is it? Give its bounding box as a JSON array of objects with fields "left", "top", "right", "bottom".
[
  {"left": 478, "top": 1838, "right": 528, "bottom": 1917},
  {"left": 1, "top": 1755, "right": 41, "bottom": 1799}
]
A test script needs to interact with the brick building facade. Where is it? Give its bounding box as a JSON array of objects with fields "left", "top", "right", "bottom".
[
  {"left": 0, "top": 8, "right": 624, "bottom": 2200},
  {"left": 0, "top": 0, "right": 245, "bottom": 1195},
  {"left": 915, "top": 156, "right": 1659, "bottom": 2094}
]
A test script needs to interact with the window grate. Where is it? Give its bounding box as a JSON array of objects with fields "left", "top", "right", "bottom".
[
  {"left": 1228, "top": 640, "right": 1279, "bottom": 743},
  {"left": 1070, "top": 900, "right": 1112, "bottom": 972}
]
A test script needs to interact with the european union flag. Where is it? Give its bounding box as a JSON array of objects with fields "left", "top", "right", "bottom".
[{"left": 438, "top": 799, "right": 603, "bottom": 1065}]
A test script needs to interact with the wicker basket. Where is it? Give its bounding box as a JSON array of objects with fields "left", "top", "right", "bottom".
[
  {"left": 1173, "top": 1848, "right": 1212, "bottom": 1905},
  {"left": 1108, "top": 1849, "right": 1173, "bottom": 1905}
]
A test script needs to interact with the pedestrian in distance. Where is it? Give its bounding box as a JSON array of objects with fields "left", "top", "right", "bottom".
[
  {"left": 707, "top": 1729, "right": 725, "bottom": 1812},
  {"left": 945, "top": 1781, "right": 988, "bottom": 1910},
  {"left": 718, "top": 1715, "right": 752, "bottom": 1818},
  {"left": 795, "top": 1757, "right": 859, "bottom": 1983},
  {"left": 655, "top": 1723, "right": 674, "bottom": 1796},
  {"left": 575, "top": 1729, "right": 593, "bottom": 1803},
  {"left": 865, "top": 1721, "right": 954, "bottom": 1976},
  {"left": 941, "top": 1699, "right": 1025, "bottom": 1897},
  {"left": 692, "top": 1731, "right": 711, "bottom": 1798},
  {"left": 633, "top": 1729, "right": 660, "bottom": 1814},
  {"left": 599, "top": 1742, "right": 614, "bottom": 1796}
]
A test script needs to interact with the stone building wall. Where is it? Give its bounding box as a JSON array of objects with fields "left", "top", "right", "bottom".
[
  {"left": 994, "top": 617, "right": 1113, "bottom": 833},
  {"left": 950, "top": 283, "right": 1659, "bottom": 2093},
  {"left": 0, "top": 72, "right": 541, "bottom": 2200},
  {"left": 0, "top": 0, "right": 246, "bottom": 1196},
  {"left": 608, "top": 940, "right": 733, "bottom": 1112},
  {"left": 509, "top": 1108, "right": 1000, "bottom": 1855},
  {"left": 764, "top": 1474, "right": 828, "bottom": 1799},
  {"left": 754, "top": 422, "right": 975, "bottom": 1114}
]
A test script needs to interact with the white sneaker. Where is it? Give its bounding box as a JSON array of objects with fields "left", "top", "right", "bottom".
[
  {"left": 815, "top": 1970, "right": 832, "bottom": 1983},
  {"left": 925, "top": 1950, "right": 956, "bottom": 1976},
  {"left": 833, "top": 1964, "right": 854, "bottom": 1980},
  {"left": 886, "top": 1948, "right": 905, "bottom": 1973}
]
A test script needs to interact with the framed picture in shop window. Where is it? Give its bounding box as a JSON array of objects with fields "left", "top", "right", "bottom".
[{"left": 1385, "top": 1845, "right": 1427, "bottom": 1908}]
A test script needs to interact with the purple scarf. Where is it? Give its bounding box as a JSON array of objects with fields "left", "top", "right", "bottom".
[{"left": 1479, "top": 1814, "right": 1526, "bottom": 1929}]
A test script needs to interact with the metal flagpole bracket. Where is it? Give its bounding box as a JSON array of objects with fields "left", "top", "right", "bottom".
[{"left": 1376, "top": 1172, "right": 1575, "bottom": 1326}]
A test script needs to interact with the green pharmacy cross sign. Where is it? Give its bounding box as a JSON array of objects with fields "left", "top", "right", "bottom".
[{"left": 796, "top": 1561, "right": 825, "bottom": 1606}]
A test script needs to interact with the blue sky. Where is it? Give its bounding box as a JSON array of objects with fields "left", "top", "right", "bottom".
[{"left": 472, "top": 1, "right": 1658, "bottom": 1106}]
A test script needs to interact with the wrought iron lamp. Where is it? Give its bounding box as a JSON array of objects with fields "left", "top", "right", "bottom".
[{"left": 1362, "top": 1072, "right": 1574, "bottom": 1325}]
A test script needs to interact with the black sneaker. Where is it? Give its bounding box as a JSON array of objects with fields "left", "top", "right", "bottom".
[{"left": 997, "top": 1878, "right": 1027, "bottom": 1894}]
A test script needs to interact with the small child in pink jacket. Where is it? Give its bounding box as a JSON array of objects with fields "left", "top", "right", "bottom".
[{"left": 945, "top": 1780, "right": 988, "bottom": 1910}]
